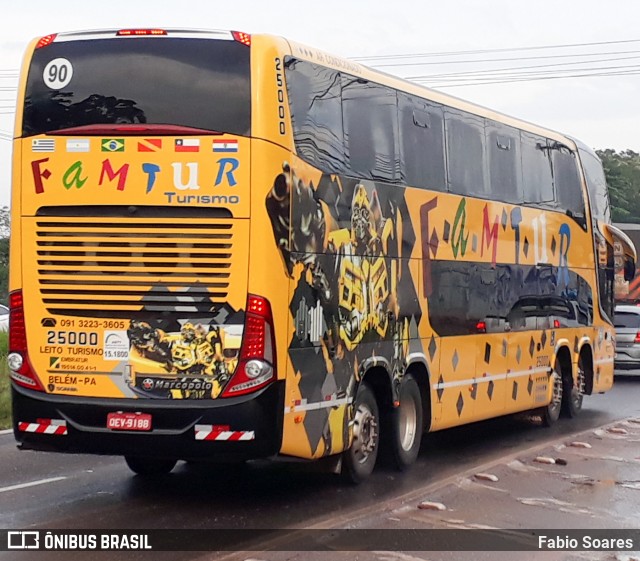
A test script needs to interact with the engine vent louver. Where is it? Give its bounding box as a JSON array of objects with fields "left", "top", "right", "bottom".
[{"left": 35, "top": 216, "right": 234, "bottom": 319}]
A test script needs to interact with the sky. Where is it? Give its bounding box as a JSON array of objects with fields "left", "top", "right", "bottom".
[{"left": 1, "top": 0, "right": 640, "bottom": 208}]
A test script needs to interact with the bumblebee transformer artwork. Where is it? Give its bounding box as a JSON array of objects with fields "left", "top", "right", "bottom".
[
  {"left": 266, "top": 162, "right": 422, "bottom": 456},
  {"left": 126, "top": 319, "right": 242, "bottom": 399}
]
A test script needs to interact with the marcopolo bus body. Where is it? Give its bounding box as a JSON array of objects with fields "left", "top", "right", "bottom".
[{"left": 10, "top": 28, "right": 633, "bottom": 481}]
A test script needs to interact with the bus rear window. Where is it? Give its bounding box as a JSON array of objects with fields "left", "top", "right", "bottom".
[{"left": 22, "top": 37, "right": 251, "bottom": 136}]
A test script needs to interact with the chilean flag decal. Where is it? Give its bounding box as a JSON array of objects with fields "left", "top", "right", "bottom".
[{"left": 174, "top": 138, "right": 200, "bottom": 152}]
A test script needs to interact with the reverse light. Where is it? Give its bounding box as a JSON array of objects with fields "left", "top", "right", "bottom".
[
  {"left": 232, "top": 31, "right": 251, "bottom": 46},
  {"left": 117, "top": 29, "right": 167, "bottom": 36},
  {"left": 35, "top": 34, "right": 57, "bottom": 49},
  {"left": 9, "top": 290, "right": 45, "bottom": 391},
  {"left": 221, "top": 295, "right": 276, "bottom": 397}
]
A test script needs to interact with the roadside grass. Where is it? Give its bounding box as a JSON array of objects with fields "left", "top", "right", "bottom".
[{"left": 0, "top": 331, "right": 10, "bottom": 429}]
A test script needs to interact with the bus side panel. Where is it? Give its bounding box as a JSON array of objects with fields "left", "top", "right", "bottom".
[{"left": 264, "top": 157, "right": 426, "bottom": 459}]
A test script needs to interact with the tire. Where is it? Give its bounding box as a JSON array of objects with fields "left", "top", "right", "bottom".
[
  {"left": 342, "top": 382, "right": 380, "bottom": 484},
  {"left": 540, "top": 364, "right": 563, "bottom": 427},
  {"left": 125, "top": 455, "right": 177, "bottom": 476},
  {"left": 388, "top": 375, "right": 423, "bottom": 471},
  {"left": 562, "top": 356, "right": 584, "bottom": 418}
]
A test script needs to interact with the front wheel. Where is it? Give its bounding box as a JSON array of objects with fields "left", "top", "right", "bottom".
[
  {"left": 125, "top": 455, "right": 177, "bottom": 476},
  {"left": 342, "top": 382, "right": 379, "bottom": 484},
  {"left": 388, "top": 375, "right": 423, "bottom": 470}
]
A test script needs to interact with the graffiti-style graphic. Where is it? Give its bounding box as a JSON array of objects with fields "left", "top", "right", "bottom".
[{"left": 266, "top": 162, "right": 422, "bottom": 456}]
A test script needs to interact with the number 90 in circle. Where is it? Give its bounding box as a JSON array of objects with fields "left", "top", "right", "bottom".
[{"left": 43, "top": 58, "right": 73, "bottom": 89}]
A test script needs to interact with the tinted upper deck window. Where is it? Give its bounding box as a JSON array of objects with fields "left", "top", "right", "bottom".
[
  {"left": 579, "top": 148, "right": 611, "bottom": 223},
  {"left": 521, "top": 132, "right": 554, "bottom": 206},
  {"left": 552, "top": 144, "right": 586, "bottom": 220},
  {"left": 445, "top": 109, "right": 486, "bottom": 197},
  {"left": 341, "top": 77, "right": 399, "bottom": 182},
  {"left": 486, "top": 122, "right": 522, "bottom": 204},
  {"left": 23, "top": 38, "right": 251, "bottom": 136},
  {"left": 285, "top": 58, "right": 347, "bottom": 173},
  {"left": 398, "top": 93, "right": 445, "bottom": 190}
]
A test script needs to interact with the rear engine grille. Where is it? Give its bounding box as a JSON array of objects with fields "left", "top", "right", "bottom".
[{"left": 36, "top": 217, "right": 234, "bottom": 319}]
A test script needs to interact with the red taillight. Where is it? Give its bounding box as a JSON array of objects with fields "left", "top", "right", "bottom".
[
  {"left": 221, "top": 294, "right": 275, "bottom": 398},
  {"left": 232, "top": 31, "right": 251, "bottom": 46},
  {"left": 476, "top": 321, "right": 486, "bottom": 333},
  {"left": 635, "top": 331, "right": 640, "bottom": 344},
  {"left": 9, "top": 290, "right": 45, "bottom": 392},
  {"left": 35, "top": 34, "right": 57, "bottom": 49},
  {"left": 117, "top": 29, "right": 167, "bottom": 36},
  {"left": 9, "top": 290, "right": 26, "bottom": 351},
  {"left": 553, "top": 319, "right": 561, "bottom": 329}
]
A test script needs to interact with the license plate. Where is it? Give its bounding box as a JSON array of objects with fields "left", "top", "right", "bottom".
[{"left": 107, "top": 412, "right": 152, "bottom": 431}]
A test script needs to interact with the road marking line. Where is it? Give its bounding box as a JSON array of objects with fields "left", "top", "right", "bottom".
[
  {"left": 0, "top": 476, "right": 67, "bottom": 494},
  {"left": 0, "top": 429, "right": 13, "bottom": 435}
]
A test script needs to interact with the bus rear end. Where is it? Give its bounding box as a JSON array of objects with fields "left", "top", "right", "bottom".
[{"left": 10, "top": 29, "right": 284, "bottom": 473}]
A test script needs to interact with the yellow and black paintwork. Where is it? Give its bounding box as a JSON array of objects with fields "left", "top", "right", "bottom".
[{"left": 10, "top": 31, "right": 618, "bottom": 462}]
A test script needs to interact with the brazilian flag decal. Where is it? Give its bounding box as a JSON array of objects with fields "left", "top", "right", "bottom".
[{"left": 101, "top": 139, "right": 125, "bottom": 152}]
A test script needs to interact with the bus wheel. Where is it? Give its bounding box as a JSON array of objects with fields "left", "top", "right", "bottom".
[
  {"left": 342, "top": 382, "right": 379, "bottom": 484},
  {"left": 125, "top": 455, "right": 177, "bottom": 476},
  {"left": 389, "top": 374, "right": 423, "bottom": 471},
  {"left": 562, "top": 356, "right": 585, "bottom": 418},
  {"left": 540, "top": 365, "right": 563, "bottom": 427}
]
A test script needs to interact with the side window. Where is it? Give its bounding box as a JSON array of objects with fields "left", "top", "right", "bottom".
[
  {"left": 521, "top": 132, "right": 554, "bottom": 206},
  {"left": 486, "top": 122, "right": 522, "bottom": 204},
  {"left": 342, "top": 77, "right": 399, "bottom": 182},
  {"left": 445, "top": 109, "right": 486, "bottom": 197},
  {"left": 398, "top": 93, "right": 445, "bottom": 190},
  {"left": 284, "top": 58, "right": 347, "bottom": 173},
  {"left": 579, "top": 148, "right": 610, "bottom": 223},
  {"left": 552, "top": 143, "right": 586, "bottom": 222}
]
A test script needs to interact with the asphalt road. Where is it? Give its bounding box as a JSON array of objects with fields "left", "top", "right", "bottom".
[{"left": 1, "top": 376, "right": 640, "bottom": 560}]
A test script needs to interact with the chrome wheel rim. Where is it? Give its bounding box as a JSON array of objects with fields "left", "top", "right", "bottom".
[
  {"left": 352, "top": 403, "right": 378, "bottom": 465},
  {"left": 550, "top": 370, "right": 562, "bottom": 414},
  {"left": 398, "top": 398, "right": 417, "bottom": 451},
  {"left": 573, "top": 362, "right": 585, "bottom": 407}
]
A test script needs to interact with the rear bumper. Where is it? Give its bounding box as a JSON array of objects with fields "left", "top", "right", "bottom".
[
  {"left": 614, "top": 363, "right": 640, "bottom": 375},
  {"left": 12, "top": 381, "right": 284, "bottom": 461}
]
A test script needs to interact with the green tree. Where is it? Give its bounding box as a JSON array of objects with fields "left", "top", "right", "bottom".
[{"left": 597, "top": 149, "right": 640, "bottom": 223}]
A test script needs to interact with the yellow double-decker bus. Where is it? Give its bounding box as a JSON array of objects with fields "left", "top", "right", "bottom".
[{"left": 9, "top": 28, "right": 635, "bottom": 482}]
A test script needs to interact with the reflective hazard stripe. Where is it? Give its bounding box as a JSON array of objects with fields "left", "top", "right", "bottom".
[
  {"left": 431, "top": 367, "right": 550, "bottom": 390},
  {"left": 18, "top": 419, "right": 67, "bottom": 435},
  {"left": 284, "top": 396, "right": 352, "bottom": 414},
  {"left": 194, "top": 425, "right": 255, "bottom": 441}
]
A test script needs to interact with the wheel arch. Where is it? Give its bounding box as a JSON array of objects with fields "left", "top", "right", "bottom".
[
  {"left": 555, "top": 343, "right": 574, "bottom": 386},
  {"left": 358, "top": 354, "right": 432, "bottom": 440},
  {"left": 404, "top": 357, "right": 432, "bottom": 433},
  {"left": 577, "top": 341, "right": 594, "bottom": 395}
]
